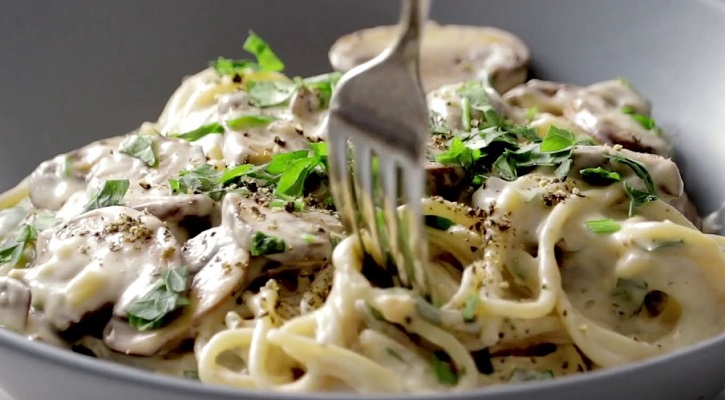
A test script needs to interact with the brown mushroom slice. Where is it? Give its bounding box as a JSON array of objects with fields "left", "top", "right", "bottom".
[
  {"left": 425, "top": 161, "right": 467, "bottom": 199},
  {"left": 27, "top": 137, "right": 121, "bottom": 210},
  {"left": 571, "top": 146, "right": 700, "bottom": 226},
  {"left": 9, "top": 207, "right": 184, "bottom": 332},
  {"left": 105, "top": 226, "right": 251, "bottom": 356},
  {"left": 504, "top": 79, "right": 670, "bottom": 156},
  {"left": 0, "top": 276, "right": 31, "bottom": 332},
  {"left": 329, "top": 22, "right": 529, "bottom": 93},
  {"left": 129, "top": 194, "right": 221, "bottom": 242},
  {"left": 222, "top": 193, "right": 343, "bottom": 268}
]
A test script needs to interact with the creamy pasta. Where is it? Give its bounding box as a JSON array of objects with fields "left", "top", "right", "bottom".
[{"left": 0, "top": 26, "right": 724, "bottom": 394}]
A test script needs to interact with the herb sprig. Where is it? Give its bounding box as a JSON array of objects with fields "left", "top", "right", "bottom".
[{"left": 125, "top": 267, "right": 191, "bottom": 331}]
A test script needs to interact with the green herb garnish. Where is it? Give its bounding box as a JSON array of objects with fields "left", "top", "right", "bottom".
[
  {"left": 182, "top": 370, "right": 200, "bottom": 380},
  {"left": 580, "top": 167, "right": 621, "bottom": 185},
  {"left": 461, "top": 294, "right": 479, "bottom": 323},
  {"left": 386, "top": 348, "right": 404, "bottom": 362},
  {"left": 585, "top": 218, "right": 621, "bottom": 234},
  {"left": 0, "top": 224, "right": 37, "bottom": 268},
  {"left": 211, "top": 57, "right": 258, "bottom": 76},
  {"left": 169, "top": 164, "right": 222, "bottom": 199},
  {"left": 171, "top": 122, "right": 225, "bottom": 142},
  {"left": 623, "top": 182, "right": 657, "bottom": 217},
  {"left": 83, "top": 180, "right": 130, "bottom": 212},
  {"left": 611, "top": 278, "right": 648, "bottom": 316},
  {"left": 247, "top": 80, "right": 297, "bottom": 108},
  {"left": 125, "top": 267, "right": 190, "bottom": 331},
  {"left": 243, "top": 31, "right": 284, "bottom": 72},
  {"left": 120, "top": 135, "right": 157, "bottom": 167},
  {"left": 540, "top": 126, "right": 576, "bottom": 153},
  {"left": 622, "top": 106, "right": 662, "bottom": 136},
  {"left": 250, "top": 231, "right": 286, "bottom": 256}
]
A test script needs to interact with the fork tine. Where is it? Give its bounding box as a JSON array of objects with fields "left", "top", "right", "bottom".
[
  {"left": 401, "top": 163, "right": 429, "bottom": 296},
  {"left": 379, "top": 154, "right": 410, "bottom": 287},
  {"left": 326, "top": 119, "right": 360, "bottom": 237},
  {"left": 352, "top": 143, "right": 384, "bottom": 264}
]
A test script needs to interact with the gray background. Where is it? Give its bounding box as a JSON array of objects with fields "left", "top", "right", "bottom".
[{"left": 3, "top": 0, "right": 725, "bottom": 214}]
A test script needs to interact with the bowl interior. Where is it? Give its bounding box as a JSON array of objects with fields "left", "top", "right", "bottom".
[{"left": 1, "top": 0, "right": 725, "bottom": 399}]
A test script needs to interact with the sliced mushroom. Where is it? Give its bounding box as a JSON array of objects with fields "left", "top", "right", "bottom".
[
  {"left": 425, "top": 162, "right": 466, "bottom": 199},
  {"left": 571, "top": 146, "right": 700, "bottom": 226},
  {"left": 9, "top": 207, "right": 184, "bottom": 332},
  {"left": 105, "top": 221, "right": 251, "bottom": 356},
  {"left": 329, "top": 22, "right": 529, "bottom": 93},
  {"left": 222, "top": 193, "right": 343, "bottom": 268},
  {"left": 0, "top": 276, "right": 31, "bottom": 332},
  {"left": 27, "top": 137, "right": 121, "bottom": 210},
  {"left": 504, "top": 79, "right": 670, "bottom": 156},
  {"left": 130, "top": 194, "right": 221, "bottom": 241}
]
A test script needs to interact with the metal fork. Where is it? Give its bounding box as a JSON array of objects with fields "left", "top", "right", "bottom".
[{"left": 323, "top": 0, "right": 431, "bottom": 297}]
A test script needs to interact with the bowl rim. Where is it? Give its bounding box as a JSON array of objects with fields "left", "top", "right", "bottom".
[
  {"left": 2, "top": 308, "right": 725, "bottom": 399},
  {"left": 4, "top": 0, "right": 725, "bottom": 398}
]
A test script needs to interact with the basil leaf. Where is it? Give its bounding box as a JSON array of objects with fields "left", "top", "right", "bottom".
[
  {"left": 461, "top": 294, "right": 479, "bottom": 322},
  {"left": 243, "top": 31, "right": 284, "bottom": 72},
  {"left": 32, "top": 212, "right": 60, "bottom": 231},
  {"left": 275, "top": 157, "right": 318, "bottom": 197},
  {"left": 580, "top": 167, "right": 621, "bottom": 185},
  {"left": 250, "top": 231, "right": 286, "bottom": 256},
  {"left": 126, "top": 267, "right": 190, "bottom": 331},
  {"left": 218, "top": 164, "right": 254, "bottom": 184},
  {"left": 227, "top": 115, "right": 277, "bottom": 130},
  {"left": 83, "top": 180, "right": 130, "bottom": 212},
  {"left": 247, "top": 80, "right": 297, "bottom": 107},
  {"left": 265, "top": 150, "right": 309, "bottom": 175},
  {"left": 171, "top": 123, "right": 225, "bottom": 142},
  {"left": 169, "top": 165, "right": 222, "bottom": 199},
  {"left": 424, "top": 216, "right": 454, "bottom": 231},
  {"left": 120, "top": 135, "right": 157, "bottom": 167},
  {"left": 509, "top": 369, "right": 554, "bottom": 383},
  {"left": 540, "top": 126, "right": 576, "bottom": 153},
  {"left": 623, "top": 182, "right": 657, "bottom": 217},
  {"left": 211, "top": 57, "right": 258, "bottom": 76},
  {"left": 585, "top": 218, "right": 621, "bottom": 234},
  {"left": 493, "top": 153, "right": 517, "bottom": 181},
  {"left": 303, "top": 72, "right": 342, "bottom": 108},
  {"left": 0, "top": 224, "right": 38, "bottom": 268}
]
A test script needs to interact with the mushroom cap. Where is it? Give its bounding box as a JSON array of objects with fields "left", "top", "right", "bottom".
[{"left": 328, "top": 22, "right": 530, "bottom": 93}]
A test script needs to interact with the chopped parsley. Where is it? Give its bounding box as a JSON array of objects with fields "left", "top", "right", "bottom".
[
  {"left": 509, "top": 369, "right": 554, "bottom": 383},
  {"left": 210, "top": 31, "right": 283, "bottom": 76},
  {"left": 0, "top": 224, "right": 37, "bottom": 268},
  {"left": 120, "top": 135, "right": 157, "bottom": 167},
  {"left": 585, "top": 218, "right": 621, "bottom": 234},
  {"left": 171, "top": 122, "right": 225, "bottom": 142},
  {"left": 247, "top": 80, "right": 298, "bottom": 107},
  {"left": 125, "top": 267, "right": 190, "bottom": 331},
  {"left": 182, "top": 370, "right": 200, "bottom": 380},
  {"left": 579, "top": 167, "right": 621, "bottom": 185},
  {"left": 83, "top": 180, "right": 130, "bottom": 212},
  {"left": 250, "top": 231, "right": 286, "bottom": 256},
  {"left": 623, "top": 182, "right": 657, "bottom": 217}
]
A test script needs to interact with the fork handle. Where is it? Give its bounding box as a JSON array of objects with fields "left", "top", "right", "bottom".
[{"left": 393, "top": 0, "right": 430, "bottom": 63}]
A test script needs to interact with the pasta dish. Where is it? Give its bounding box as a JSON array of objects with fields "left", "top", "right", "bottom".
[{"left": 1, "top": 24, "right": 724, "bottom": 394}]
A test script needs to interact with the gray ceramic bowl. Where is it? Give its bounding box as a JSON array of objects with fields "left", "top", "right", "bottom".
[{"left": 2, "top": 1, "right": 725, "bottom": 399}]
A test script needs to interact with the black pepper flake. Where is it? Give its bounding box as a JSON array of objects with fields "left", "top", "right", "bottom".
[
  {"left": 232, "top": 74, "right": 242, "bottom": 83},
  {"left": 274, "top": 136, "right": 286, "bottom": 147},
  {"left": 284, "top": 201, "right": 296, "bottom": 213}
]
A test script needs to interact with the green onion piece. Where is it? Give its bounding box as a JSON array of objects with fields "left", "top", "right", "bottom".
[
  {"left": 171, "top": 123, "right": 225, "bottom": 142},
  {"left": 227, "top": 115, "right": 277, "bottom": 130},
  {"left": 585, "top": 218, "right": 621, "bottom": 234},
  {"left": 461, "top": 294, "right": 479, "bottom": 322}
]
